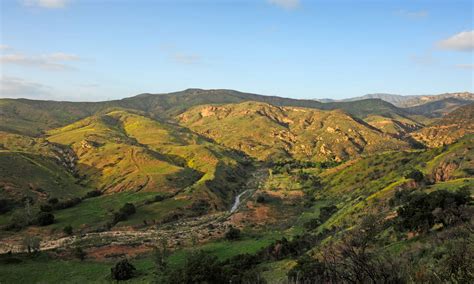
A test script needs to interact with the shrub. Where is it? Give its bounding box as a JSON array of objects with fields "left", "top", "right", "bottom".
[
  {"left": 63, "top": 225, "right": 73, "bottom": 236},
  {"left": 405, "top": 169, "right": 424, "bottom": 182},
  {"left": 111, "top": 259, "right": 136, "bottom": 280},
  {"left": 36, "top": 212, "right": 54, "bottom": 226},
  {"left": 120, "top": 203, "right": 136, "bottom": 215},
  {"left": 22, "top": 236, "right": 41, "bottom": 254},
  {"left": 47, "top": 198, "right": 59, "bottom": 205},
  {"left": 288, "top": 254, "right": 328, "bottom": 283},
  {"left": 0, "top": 199, "right": 14, "bottom": 214},
  {"left": 303, "top": 218, "right": 321, "bottom": 230},
  {"left": 225, "top": 226, "right": 241, "bottom": 241},
  {"left": 84, "top": 190, "right": 102, "bottom": 199},
  {"left": 40, "top": 204, "right": 53, "bottom": 212},
  {"left": 165, "top": 250, "right": 225, "bottom": 283},
  {"left": 396, "top": 189, "right": 471, "bottom": 232},
  {"left": 74, "top": 247, "right": 86, "bottom": 261},
  {"left": 256, "top": 195, "right": 266, "bottom": 203},
  {"left": 319, "top": 205, "right": 338, "bottom": 221}
]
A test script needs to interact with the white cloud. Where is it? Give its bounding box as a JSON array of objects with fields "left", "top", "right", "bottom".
[
  {"left": 0, "top": 45, "right": 11, "bottom": 50},
  {"left": 268, "top": 0, "right": 300, "bottom": 10},
  {"left": 21, "top": 0, "right": 69, "bottom": 9},
  {"left": 0, "top": 52, "right": 80, "bottom": 70},
  {"left": 437, "top": 30, "right": 474, "bottom": 52},
  {"left": 0, "top": 76, "right": 52, "bottom": 98},
  {"left": 396, "top": 10, "right": 428, "bottom": 19},
  {"left": 455, "top": 64, "right": 474, "bottom": 69}
]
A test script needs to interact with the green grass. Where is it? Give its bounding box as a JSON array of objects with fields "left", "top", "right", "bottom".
[
  {"left": 0, "top": 254, "right": 156, "bottom": 283},
  {"left": 50, "top": 192, "right": 158, "bottom": 230}
]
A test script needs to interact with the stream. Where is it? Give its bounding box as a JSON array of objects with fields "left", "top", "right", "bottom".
[{"left": 230, "top": 190, "right": 248, "bottom": 213}]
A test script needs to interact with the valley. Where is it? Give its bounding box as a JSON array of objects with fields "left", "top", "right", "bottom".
[{"left": 0, "top": 90, "right": 473, "bottom": 283}]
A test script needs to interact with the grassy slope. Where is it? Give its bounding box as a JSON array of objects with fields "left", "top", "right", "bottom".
[
  {"left": 0, "top": 131, "right": 88, "bottom": 202},
  {"left": 1, "top": 89, "right": 416, "bottom": 136},
  {"left": 179, "top": 101, "right": 410, "bottom": 162}
]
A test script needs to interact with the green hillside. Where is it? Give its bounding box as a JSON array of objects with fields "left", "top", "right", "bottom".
[
  {"left": 179, "top": 101, "right": 410, "bottom": 162},
  {"left": 1, "top": 89, "right": 416, "bottom": 137}
]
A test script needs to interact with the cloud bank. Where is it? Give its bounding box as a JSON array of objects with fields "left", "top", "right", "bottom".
[{"left": 437, "top": 30, "right": 474, "bottom": 52}]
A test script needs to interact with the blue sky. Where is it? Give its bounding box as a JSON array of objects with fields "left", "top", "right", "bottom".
[{"left": 1, "top": 0, "right": 473, "bottom": 101}]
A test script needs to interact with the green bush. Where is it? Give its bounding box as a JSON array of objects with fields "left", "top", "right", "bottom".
[
  {"left": 111, "top": 259, "right": 136, "bottom": 281},
  {"left": 36, "top": 212, "right": 54, "bottom": 226},
  {"left": 225, "top": 226, "right": 241, "bottom": 241}
]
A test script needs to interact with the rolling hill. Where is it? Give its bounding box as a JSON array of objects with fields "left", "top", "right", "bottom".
[
  {"left": 178, "top": 101, "right": 410, "bottom": 162},
  {"left": 1, "top": 89, "right": 417, "bottom": 137},
  {"left": 410, "top": 103, "right": 474, "bottom": 147}
]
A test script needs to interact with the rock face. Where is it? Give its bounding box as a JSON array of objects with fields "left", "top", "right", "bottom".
[
  {"left": 178, "top": 101, "right": 409, "bottom": 162},
  {"left": 411, "top": 104, "right": 474, "bottom": 147},
  {"left": 432, "top": 162, "right": 459, "bottom": 182}
]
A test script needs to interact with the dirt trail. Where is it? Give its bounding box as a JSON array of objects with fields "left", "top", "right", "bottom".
[{"left": 0, "top": 167, "right": 268, "bottom": 255}]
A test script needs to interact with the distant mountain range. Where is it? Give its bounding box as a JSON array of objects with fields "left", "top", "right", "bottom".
[{"left": 315, "top": 92, "right": 474, "bottom": 108}]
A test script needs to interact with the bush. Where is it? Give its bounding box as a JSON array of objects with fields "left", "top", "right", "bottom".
[
  {"left": 63, "top": 225, "right": 73, "bottom": 236},
  {"left": 84, "top": 190, "right": 102, "bottom": 199},
  {"left": 405, "top": 169, "right": 424, "bottom": 182},
  {"left": 112, "top": 203, "right": 137, "bottom": 225},
  {"left": 225, "top": 226, "right": 241, "bottom": 241},
  {"left": 288, "top": 254, "right": 328, "bottom": 283},
  {"left": 111, "top": 259, "right": 136, "bottom": 281},
  {"left": 74, "top": 247, "right": 86, "bottom": 261},
  {"left": 303, "top": 218, "right": 321, "bottom": 230},
  {"left": 47, "top": 198, "right": 59, "bottom": 205},
  {"left": 319, "top": 205, "right": 338, "bottom": 221},
  {"left": 120, "top": 203, "right": 136, "bottom": 215},
  {"left": 256, "top": 195, "right": 266, "bottom": 203},
  {"left": 396, "top": 189, "right": 471, "bottom": 232},
  {"left": 165, "top": 250, "right": 226, "bottom": 283},
  {"left": 40, "top": 204, "right": 53, "bottom": 212},
  {"left": 53, "top": 198, "right": 81, "bottom": 210},
  {"left": 36, "top": 212, "right": 54, "bottom": 226},
  {"left": 0, "top": 199, "right": 14, "bottom": 214}
]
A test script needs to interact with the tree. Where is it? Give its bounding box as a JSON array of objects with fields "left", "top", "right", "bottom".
[
  {"left": 22, "top": 235, "right": 41, "bottom": 254},
  {"left": 63, "top": 225, "right": 73, "bottom": 236},
  {"left": 165, "top": 250, "right": 226, "bottom": 283},
  {"left": 74, "top": 247, "right": 86, "bottom": 261},
  {"left": 405, "top": 169, "right": 424, "bottom": 182},
  {"left": 36, "top": 212, "right": 54, "bottom": 226},
  {"left": 40, "top": 204, "right": 53, "bottom": 212},
  {"left": 256, "top": 195, "right": 266, "bottom": 203},
  {"left": 111, "top": 259, "right": 136, "bottom": 281},
  {"left": 288, "top": 254, "right": 328, "bottom": 283},
  {"left": 120, "top": 203, "right": 136, "bottom": 215},
  {"left": 48, "top": 197, "right": 59, "bottom": 205},
  {"left": 154, "top": 237, "right": 169, "bottom": 272},
  {"left": 225, "top": 226, "right": 241, "bottom": 241}
]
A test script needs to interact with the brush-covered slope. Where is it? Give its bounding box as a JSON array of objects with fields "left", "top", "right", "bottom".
[
  {"left": 405, "top": 97, "right": 473, "bottom": 118},
  {"left": 411, "top": 104, "right": 474, "bottom": 147},
  {"left": 46, "top": 110, "right": 246, "bottom": 205},
  {"left": 0, "top": 132, "right": 88, "bottom": 203},
  {"left": 178, "top": 102, "right": 410, "bottom": 162},
  {"left": 363, "top": 114, "right": 421, "bottom": 137},
  {"left": 1, "top": 89, "right": 417, "bottom": 136}
]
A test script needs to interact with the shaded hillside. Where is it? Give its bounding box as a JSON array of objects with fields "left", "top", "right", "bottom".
[
  {"left": 316, "top": 92, "right": 473, "bottom": 108},
  {"left": 0, "top": 132, "right": 88, "bottom": 203},
  {"left": 406, "top": 97, "right": 473, "bottom": 118},
  {"left": 178, "top": 102, "right": 410, "bottom": 162},
  {"left": 411, "top": 104, "right": 474, "bottom": 147}
]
